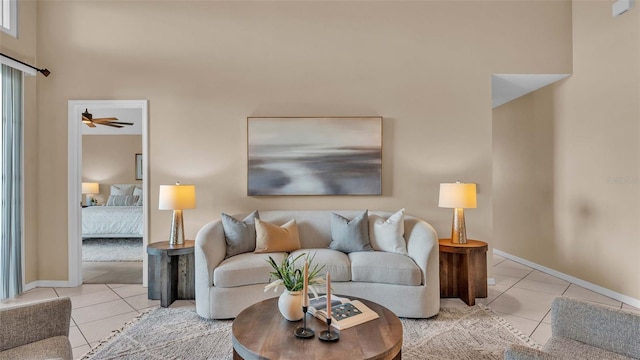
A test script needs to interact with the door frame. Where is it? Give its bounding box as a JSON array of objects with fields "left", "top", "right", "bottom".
[{"left": 67, "top": 100, "right": 149, "bottom": 287}]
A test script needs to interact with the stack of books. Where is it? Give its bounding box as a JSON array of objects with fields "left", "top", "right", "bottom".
[{"left": 308, "top": 295, "right": 379, "bottom": 330}]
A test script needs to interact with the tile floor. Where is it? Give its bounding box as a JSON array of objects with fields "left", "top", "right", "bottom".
[{"left": 2, "top": 254, "right": 639, "bottom": 359}]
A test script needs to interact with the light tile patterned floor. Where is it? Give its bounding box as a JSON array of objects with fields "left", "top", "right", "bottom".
[{"left": 2, "top": 254, "right": 638, "bottom": 359}]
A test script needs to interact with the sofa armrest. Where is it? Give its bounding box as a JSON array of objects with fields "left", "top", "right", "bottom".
[
  {"left": 551, "top": 297, "right": 640, "bottom": 359},
  {"left": 0, "top": 297, "right": 71, "bottom": 352},
  {"left": 194, "top": 219, "right": 226, "bottom": 318},
  {"left": 504, "top": 345, "right": 556, "bottom": 360},
  {"left": 405, "top": 217, "right": 439, "bottom": 287},
  {"left": 195, "top": 220, "right": 226, "bottom": 287}
]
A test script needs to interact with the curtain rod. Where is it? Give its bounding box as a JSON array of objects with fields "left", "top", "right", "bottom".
[{"left": 0, "top": 52, "right": 50, "bottom": 77}]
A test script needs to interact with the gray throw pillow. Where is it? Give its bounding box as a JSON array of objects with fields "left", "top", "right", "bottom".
[
  {"left": 221, "top": 210, "right": 260, "bottom": 258},
  {"left": 329, "top": 210, "right": 373, "bottom": 253}
]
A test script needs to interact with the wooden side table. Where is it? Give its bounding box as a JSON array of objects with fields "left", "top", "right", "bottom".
[
  {"left": 439, "top": 239, "right": 488, "bottom": 306},
  {"left": 147, "top": 240, "right": 195, "bottom": 307}
]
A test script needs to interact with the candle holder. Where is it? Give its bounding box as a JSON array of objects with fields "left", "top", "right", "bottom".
[
  {"left": 294, "top": 306, "right": 315, "bottom": 339},
  {"left": 318, "top": 317, "right": 339, "bottom": 342}
]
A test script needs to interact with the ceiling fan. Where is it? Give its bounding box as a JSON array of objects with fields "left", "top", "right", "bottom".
[{"left": 82, "top": 109, "right": 134, "bottom": 128}]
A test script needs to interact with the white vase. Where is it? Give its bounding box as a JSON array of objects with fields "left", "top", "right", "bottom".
[{"left": 278, "top": 290, "right": 304, "bottom": 321}]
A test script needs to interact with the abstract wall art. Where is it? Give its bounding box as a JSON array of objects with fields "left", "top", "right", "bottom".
[{"left": 247, "top": 116, "right": 382, "bottom": 196}]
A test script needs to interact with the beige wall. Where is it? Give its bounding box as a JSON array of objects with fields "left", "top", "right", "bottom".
[
  {"left": 82, "top": 135, "right": 142, "bottom": 204},
  {"left": 32, "top": 1, "right": 572, "bottom": 281},
  {"left": 493, "top": 86, "right": 557, "bottom": 266},
  {"left": 493, "top": 1, "right": 639, "bottom": 299},
  {"left": 1, "top": 0, "right": 39, "bottom": 283}
]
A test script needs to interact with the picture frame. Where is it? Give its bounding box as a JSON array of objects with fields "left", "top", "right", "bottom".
[
  {"left": 247, "top": 116, "right": 382, "bottom": 196},
  {"left": 135, "top": 153, "right": 143, "bottom": 180}
]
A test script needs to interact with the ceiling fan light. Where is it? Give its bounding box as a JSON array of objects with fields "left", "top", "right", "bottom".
[{"left": 82, "top": 109, "right": 93, "bottom": 120}]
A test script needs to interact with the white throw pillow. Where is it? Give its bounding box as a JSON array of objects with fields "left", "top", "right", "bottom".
[
  {"left": 106, "top": 194, "right": 139, "bottom": 206},
  {"left": 369, "top": 209, "right": 407, "bottom": 255},
  {"left": 110, "top": 184, "right": 134, "bottom": 196}
]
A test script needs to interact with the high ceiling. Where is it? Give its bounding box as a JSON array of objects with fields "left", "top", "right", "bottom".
[{"left": 492, "top": 74, "right": 570, "bottom": 109}]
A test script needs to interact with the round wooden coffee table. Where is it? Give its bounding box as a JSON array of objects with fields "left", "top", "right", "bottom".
[{"left": 232, "top": 297, "right": 403, "bottom": 360}]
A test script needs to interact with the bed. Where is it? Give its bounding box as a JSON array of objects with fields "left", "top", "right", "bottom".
[{"left": 82, "top": 183, "right": 143, "bottom": 238}]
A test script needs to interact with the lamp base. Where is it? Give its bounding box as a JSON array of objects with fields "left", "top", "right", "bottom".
[
  {"left": 169, "top": 209, "right": 185, "bottom": 246},
  {"left": 451, "top": 207, "right": 467, "bottom": 244}
]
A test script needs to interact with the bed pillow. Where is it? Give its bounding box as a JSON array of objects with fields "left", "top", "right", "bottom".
[
  {"left": 329, "top": 210, "right": 373, "bottom": 253},
  {"left": 221, "top": 210, "right": 260, "bottom": 258},
  {"left": 369, "top": 209, "right": 407, "bottom": 255},
  {"left": 110, "top": 184, "right": 134, "bottom": 196},
  {"left": 254, "top": 219, "right": 301, "bottom": 253},
  {"left": 106, "top": 194, "right": 139, "bottom": 206},
  {"left": 133, "top": 187, "right": 143, "bottom": 206}
]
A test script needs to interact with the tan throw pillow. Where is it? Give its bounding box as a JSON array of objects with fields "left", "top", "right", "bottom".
[{"left": 254, "top": 218, "right": 301, "bottom": 253}]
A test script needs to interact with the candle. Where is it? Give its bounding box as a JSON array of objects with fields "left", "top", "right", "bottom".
[
  {"left": 302, "top": 261, "right": 309, "bottom": 307},
  {"left": 326, "top": 272, "right": 331, "bottom": 320}
]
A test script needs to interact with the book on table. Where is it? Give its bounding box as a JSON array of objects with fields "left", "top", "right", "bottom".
[{"left": 307, "top": 295, "right": 379, "bottom": 330}]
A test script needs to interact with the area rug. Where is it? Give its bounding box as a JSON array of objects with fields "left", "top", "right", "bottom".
[
  {"left": 82, "top": 238, "right": 143, "bottom": 262},
  {"left": 81, "top": 304, "right": 540, "bottom": 360}
]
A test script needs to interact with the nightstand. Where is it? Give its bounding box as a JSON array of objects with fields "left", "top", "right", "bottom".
[
  {"left": 439, "top": 239, "right": 488, "bottom": 306},
  {"left": 147, "top": 240, "right": 195, "bottom": 307}
]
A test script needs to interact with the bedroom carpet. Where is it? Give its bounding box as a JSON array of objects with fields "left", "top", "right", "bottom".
[
  {"left": 83, "top": 238, "right": 143, "bottom": 262},
  {"left": 82, "top": 304, "right": 540, "bottom": 360},
  {"left": 82, "top": 262, "right": 143, "bottom": 284}
]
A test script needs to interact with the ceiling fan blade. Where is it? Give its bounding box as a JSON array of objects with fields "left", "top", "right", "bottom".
[
  {"left": 82, "top": 115, "right": 91, "bottom": 122},
  {"left": 100, "top": 123, "right": 124, "bottom": 128},
  {"left": 93, "top": 117, "right": 119, "bottom": 121},
  {"left": 93, "top": 119, "right": 120, "bottom": 123},
  {"left": 93, "top": 120, "right": 134, "bottom": 126},
  {"left": 85, "top": 122, "right": 96, "bottom": 128}
]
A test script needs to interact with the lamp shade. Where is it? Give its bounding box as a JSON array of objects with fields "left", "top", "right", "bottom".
[
  {"left": 439, "top": 183, "right": 477, "bottom": 209},
  {"left": 82, "top": 182, "right": 99, "bottom": 195},
  {"left": 159, "top": 184, "right": 196, "bottom": 210}
]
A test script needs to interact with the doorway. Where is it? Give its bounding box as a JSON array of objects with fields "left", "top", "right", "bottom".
[{"left": 67, "top": 100, "right": 149, "bottom": 287}]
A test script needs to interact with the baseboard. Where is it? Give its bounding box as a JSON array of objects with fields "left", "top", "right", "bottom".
[
  {"left": 494, "top": 249, "right": 640, "bottom": 309},
  {"left": 24, "top": 280, "right": 74, "bottom": 290}
]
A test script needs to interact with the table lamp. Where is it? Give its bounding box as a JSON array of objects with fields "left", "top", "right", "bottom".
[
  {"left": 81, "top": 182, "right": 99, "bottom": 206},
  {"left": 439, "top": 182, "right": 477, "bottom": 244},
  {"left": 159, "top": 182, "right": 196, "bottom": 246}
]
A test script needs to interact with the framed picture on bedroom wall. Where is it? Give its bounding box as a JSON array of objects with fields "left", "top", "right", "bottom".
[
  {"left": 135, "top": 153, "right": 143, "bottom": 180},
  {"left": 247, "top": 116, "right": 382, "bottom": 196}
]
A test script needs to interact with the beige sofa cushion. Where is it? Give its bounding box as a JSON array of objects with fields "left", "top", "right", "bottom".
[
  {"left": 289, "top": 248, "right": 351, "bottom": 282},
  {"left": 349, "top": 251, "right": 421, "bottom": 286},
  {"left": 214, "top": 252, "right": 287, "bottom": 288}
]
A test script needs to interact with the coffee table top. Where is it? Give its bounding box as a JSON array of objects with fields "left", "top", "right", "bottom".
[{"left": 232, "top": 296, "right": 403, "bottom": 360}]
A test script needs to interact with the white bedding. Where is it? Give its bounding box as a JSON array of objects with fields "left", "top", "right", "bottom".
[{"left": 82, "top": 206, "right": 143, "bottom": 238}]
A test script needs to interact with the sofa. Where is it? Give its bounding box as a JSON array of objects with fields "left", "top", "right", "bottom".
[
  {"left": 0, "top": 297, "right": 72, "bottom": 360},
  {"left": 195, "top": 210, "right": 440, "bottom": 319},
  {"left": 504, "top": 297, "right": 640, "bottom": 360}
]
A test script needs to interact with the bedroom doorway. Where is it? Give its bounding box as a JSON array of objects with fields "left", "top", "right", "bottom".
[{"left": 67, "top": 100, "right": 149, "bottom": 287}]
